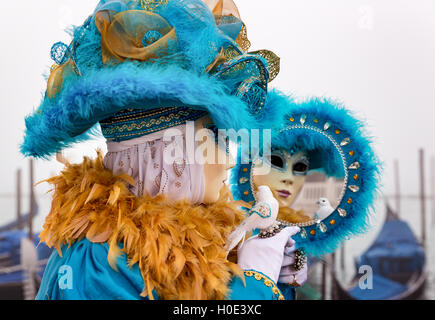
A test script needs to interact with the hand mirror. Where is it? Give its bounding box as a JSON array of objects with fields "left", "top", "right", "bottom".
[{"left": 231, "top": 99, "right": 379, "bottom": 256}]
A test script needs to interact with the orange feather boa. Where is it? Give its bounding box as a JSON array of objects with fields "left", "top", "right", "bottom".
[{"left": 39, "top": 151, "right": 245, "bottom": 300}]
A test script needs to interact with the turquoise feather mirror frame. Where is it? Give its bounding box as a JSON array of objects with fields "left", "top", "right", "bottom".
[{"left": 231, "top": 98, "right": 380, "bottom": 257}]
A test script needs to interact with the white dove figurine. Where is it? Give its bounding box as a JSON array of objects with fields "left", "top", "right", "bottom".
[
  {"left": 225, "top": 186, "right": 279, "bottom": 252},
  {"left": 314, "top": 197, "right": 334, "bottom": 221}
]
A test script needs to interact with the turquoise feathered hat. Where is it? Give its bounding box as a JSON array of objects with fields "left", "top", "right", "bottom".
[
  {"left": 21, "top": 0, "right": 282, "bottom": 158},
  {"left": 231, "top": 91, "right": 381, "bottom": 256}
]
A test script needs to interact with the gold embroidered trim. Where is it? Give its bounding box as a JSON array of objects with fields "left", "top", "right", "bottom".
[
  {"left": 101, "top": 109, "right": 193, "bottom": 136},
  {"left": 100, "top": 107, "right": 181, "bottom": 125},
  {"left": 244, "top": 271, "right": 284, "bottom": 300},
  {"left": 103, "top": 119, "right": 189, "bottom": 140},
  {"left": 140, "top": 0, "right": 168, "bottom": 12}
]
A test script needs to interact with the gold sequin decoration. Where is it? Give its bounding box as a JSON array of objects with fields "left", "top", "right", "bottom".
[
  {"left": 235, "top": 24, "right": 251, "bottom": 52},
  {"left": 243, "top": 271, "right": 284, "bottom": 300},
  {"left": 250, "top": 50, "right": 281, "bottom": 82},
  {"left": 140, "top": 0, "right": 168, "bottom": 12}
]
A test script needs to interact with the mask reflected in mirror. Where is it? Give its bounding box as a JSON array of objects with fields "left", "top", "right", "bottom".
[{"left": 252, "top": 149, "right": 346, "bottom": 225}]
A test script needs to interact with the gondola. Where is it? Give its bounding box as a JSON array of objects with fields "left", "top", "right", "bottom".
[
  {"left": 0, "top": 202, "right": 53, "bottom": 300},
  {"left": 332, "top": 205, "right": 427, "bottom": 300},
  {"left": 0, "top": 230, "right": 53, "bottom": 300}
]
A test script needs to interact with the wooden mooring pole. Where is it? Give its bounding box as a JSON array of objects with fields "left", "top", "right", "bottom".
[
  {"left": 431, "top": 156, "right": 435, "bottom": 226},
  {"left": 394, "top": 159, "right": 401, "bottom": 217},
  {"left": 340, "top": 243, "right": 345, "bottom": 271},
  {"left": 330, "top": 252, "right": 336, "bottom": 300},
  {"left": 16, "top": 169, "right": 22, "bottom": 229},
  {"left": 321, "top": 258, "right": 327, "bottom": 300},
  {"left": 29, "top": 159, "right": 34, "bottom": 241},
  {"left": 419, "top": 149, "right": 426, "bottom": 249}
]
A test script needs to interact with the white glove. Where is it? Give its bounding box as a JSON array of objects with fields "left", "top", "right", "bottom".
[
  {"left": 237, "top": 226, "right": 300, "bottom": 284},
  {"left": 225, "top": 186, "right": 279, "bottom": 252},
  {"left": 278, "top": 246, "right": 308, "bottom": 287}
]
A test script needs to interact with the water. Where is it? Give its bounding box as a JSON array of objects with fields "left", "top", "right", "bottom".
[{"left": 1, "top": 195, "right": 434, "bottom": 300}]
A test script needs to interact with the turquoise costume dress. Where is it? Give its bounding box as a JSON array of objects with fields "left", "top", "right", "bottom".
[{"left": 36, "top": 240, "right": 290, "bottom": 300}]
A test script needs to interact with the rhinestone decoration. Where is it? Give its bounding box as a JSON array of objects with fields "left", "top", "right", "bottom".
[
  {"left": 341, "top": 138, "right": 351, "bottom": 146},
  {"left": 338, "top": 208, "right": 347, "bottom": 217},
  {"left": 292, "top": 249, "right": 307, "bottom": 271},
  {"left": 324, "top": 122, "right": 331, "bottom": 131},
  {"left": 300, "top": 228, "right": 307, "bottom": 238},
  {"left": 347, "top": 198, "right": 353, "bottom": 204},
  {"left": 349, "top": 185, "right": 360, "bottom": 193},
  {"left": 353, "top": 174, "right": 359, "bottom": 181},
  {"left": 239, "top": 177, "right": 249, "bottom": 184},
  {"left": 330, "top": 219, "right": 336, "bottom": 225},
  {"left": 252, "top": 203, "right": 272, "bottom": 218},
  {"left": 258, "top": 221, "right": 285, "bottom": 238},
  {"left": 310, "top": 230, "right": 316, "bottom": 235},
  {"left": 349, "top": 162, "right": 360, "bottom": 170},
  {"left": 50, "top": 42, "right": 70, "bottom": 65},
  {"left": 300, "top": 114, "right": 307, "bottom": 125},
  {"left": 349, "top": 150, "right": 355, "bottom": 156},
  {"left": 318, "top": 222, "right": 327, "bottom": 233},
  {"left": 142, "top": 30, "right": 163, "bottom": 47}
]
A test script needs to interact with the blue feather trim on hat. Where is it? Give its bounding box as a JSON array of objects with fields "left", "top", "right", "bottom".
[{"left": 21, "top": 0, "right": 276, "bottom": 158}]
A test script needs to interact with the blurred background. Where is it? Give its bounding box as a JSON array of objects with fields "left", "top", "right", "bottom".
[{"left": 0, "top": 0, "right": 433, "bottom": 300}]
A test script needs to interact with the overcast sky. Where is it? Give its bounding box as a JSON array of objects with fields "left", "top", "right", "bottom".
[{"left": 1, "top": 0, "right": 434, "bottom": 200}]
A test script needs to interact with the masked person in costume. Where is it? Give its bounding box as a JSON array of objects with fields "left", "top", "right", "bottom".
[
  {"left": 21, "top": 0, "right": 312, "bottom": 300},
  {"left": 230, "top": 94, "right": 380, "bottom": 296}
]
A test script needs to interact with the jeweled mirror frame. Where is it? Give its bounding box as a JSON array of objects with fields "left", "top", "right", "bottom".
[
  {"left": 231, "top": 107, "right": 379, "bottom": 257},
  {"left": 250, "top": 124, "right": 349, "bottom": 229}
]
